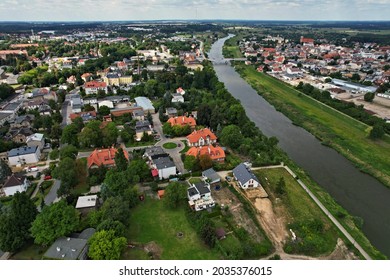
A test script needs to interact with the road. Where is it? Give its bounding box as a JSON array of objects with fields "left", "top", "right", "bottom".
[
  {"left": 44, "top": 179, "right": 61, "bottom": 206},
  {"left": 61, "top": 100, "right": 70, "bottom": 128}
]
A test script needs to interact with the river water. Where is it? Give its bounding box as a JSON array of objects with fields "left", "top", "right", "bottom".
[{"left": 209, "top": 35, "right": 390, "bottom": 257}]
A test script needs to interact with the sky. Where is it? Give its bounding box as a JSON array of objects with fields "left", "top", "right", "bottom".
[{"left": 0, "top": 0, "right": 389, "bottom": 21}]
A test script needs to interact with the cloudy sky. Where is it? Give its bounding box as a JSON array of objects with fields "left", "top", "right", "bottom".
[{"left": 0, "top": 0, "right": 389, "bottom": 21}]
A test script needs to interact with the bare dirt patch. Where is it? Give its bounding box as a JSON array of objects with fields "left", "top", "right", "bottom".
[
  {"left": 212, "top": 186, "right": 264, "bottom": 243},
  {"left": 143, "top": 241, "right": 162, "bottom": 260}
]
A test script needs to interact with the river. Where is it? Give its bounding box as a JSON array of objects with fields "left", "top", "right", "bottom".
[{"left": 209, "top": 35, "right": 390, "bottom": 257}]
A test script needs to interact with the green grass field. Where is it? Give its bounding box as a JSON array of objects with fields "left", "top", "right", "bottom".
[
  {"left": 237, "top": 65, "right": 390, "bottom": 187},
  {"left": 10, "top": 243, "right": 45, "bottom": 260},
  {"left": 255, "top": 168, "right": 338, "bottom": 256},
  {"left": 163, "top": 142, "right": 177, "bottom": 149},
  {"left": 126, "top": 198, "right": 221, "bottom": 260}
]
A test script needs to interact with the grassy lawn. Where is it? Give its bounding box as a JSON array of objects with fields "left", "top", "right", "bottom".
[
  {"left": 188, "top": 177, "right": 202, "bottom": 184},
  {"left": 254, "top": 168, "right": 338, "bottom": 256},
  {"left": 237, "top": 65, "right": 390, "bottom": 187},
  {"left": 127, "top": 198, "right": 221, "bottom": 260},
  {"left": 180, "top": 140, "right": 190, "bottom": 154},
  {"left": 10, "top": 242, "right": 45, "bottom": 260},
  {"left": 125, "top": 140, "right": 155, "bottom": 148},
  {"left": 121, "top": 248, "right": 150, "bottom": 260},
  {"left": 163, "top": 142, "right": 177, "bottom": 149}
]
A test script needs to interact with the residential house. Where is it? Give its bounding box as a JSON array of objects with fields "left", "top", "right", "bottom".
[
  {"left": 187, "top": 182, "right": 215, "bottom": 211},
  {"left": 87, "top": 147, "right": 129, "bottom": 169},
  {"left": 135, "top": 120, "right": 153, "bottom": 141},
  {"left": 75, "top": 195, "right": 99, "bottom": 215},
  {"left": 186, "top": 128, "right": 217, "bottom": 147},
  {"left": 0, "top": 112, "right": 13, "bottom": 126},
  {"left": 186, "top": 145, "right": 225, "bottom": 163},
  {"left": 81, "top": 73, "right": 93, "bottom": 82},
  {"left": 0, "top": 101, "right": 22, "bottom": 119},
  {"left": 132, "top": 109, "right": 145, "bottom": 121},
  {"left": 26, "top": 98, "right": 52, "bottom": 115},
  {"left": 144, "top": 146, "right": 176, "bottom": 180},
  {"left": 69, "top": 111, "right": 97, "bottom": 123},
  {"left": 176, "top": 87, "right": 186, "bottom": 95},
  {"left": 167, "top": 116, "right": 196, "bottom": 130},
  {"left": 84, "top": 81, "right": 108, "bottom": 95},
  {"left": 70, "top": 94, "right": 82, "bottom": 113},
  {"left": 8, "top": 146, "right": 41, "bottom": 166},
  {"left": 232, "top": 163, "right": 261, "bottom": 189},
  {"left": 7, "top": 127, "right": 34, "bottom": 143},
  {"left": 202, "top": 168, "right": 221, "bottom": 185},
  {"left": 171, "top": 93, "right": 184, "bottom": 103},
  {"left": 110, "top": 106, "right": 143, "bottom": 117},
  {"left": 10, "top": 114, "right": 35, "bottom": 129},
  {"left": 1, "top": 174, "right": 30, "bottom": 197},
  {"left": 165, "top": 107, "right": 178, "bottom": 118},
  {"left": 43, "top": 228, "right": 95, "bottom": 260},
  {"left": 26, "top": 133, "right": 45, "bottom": 151}
]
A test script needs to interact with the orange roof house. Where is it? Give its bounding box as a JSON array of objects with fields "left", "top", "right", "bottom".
[
  {"left": 87, "top": 147, "right": 129, "bottom": 169},
  {"left": 167, "top": 116, "right": 196, "bottom": 128},
  {"left": 186, "top": 145, "right": 225, "bottom": 163},
  {"left": 186, "top": 128, "right": 217, "bottom": 147},
  {"left": 300, "top": 36, "right": 314, "bottom": 45}
]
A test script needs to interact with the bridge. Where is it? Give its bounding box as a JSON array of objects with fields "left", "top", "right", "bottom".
[{"left": 208, "top": 58, "right": 247, "bottom": 65}]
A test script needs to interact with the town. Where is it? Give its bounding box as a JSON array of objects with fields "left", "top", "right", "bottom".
[{"left": 0, "top": 21, "right": 389, "bottom": 261}]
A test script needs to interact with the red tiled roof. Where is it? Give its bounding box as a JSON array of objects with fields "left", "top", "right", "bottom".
[
  {"left": 69, "top": 111, "right": 96, "bottom": 121},
  {"left": 186, "top": 128, "right": 217, "bottom": 144},
  {"left": 85, "top": 81, "right": 107, "bottom": 88},
  {"left": 151, "top": 169, "right": 159, "bottom": 177},
  {"left": 167, "top": 116, "right": 196, "bottom": 127},
  {"left": 300, "top": 37, "right": 314, "bottom": 44},
  {"left": 186, "top": 145, "right": 225, "bottom": 161},
  {"left": 87, "top": 147, "right": 129, "bottom": 169}
]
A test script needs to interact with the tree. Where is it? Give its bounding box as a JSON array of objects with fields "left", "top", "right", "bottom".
[
  {"left": 78, "top": 120, "right": 102, "bottom": 148},
  {"left": 98, "top": 105, "right": 110, "bottom": 116},
  {"left": 364, "top": 92, "right": 375, "bottom": 102},
  {"left": 102, "top": 170, "right": 129, "bottom": 198},
  {"left": 59, "top": 145, "right": 78, "bottom": 160},
  {"left": 184, "top": 155, "right": 200, "bottom": 172},
  {"left": 100, "top": 196, "right": 130, "bottom": 225},
  {"left": 220, "top": 125, "right": 244, "bottom": 149},
  {"left": 31, "top": 200, "right": 79, "bottom": 246},
  {"left": 115, "top": 147, "right": 128, "bottom": 172},
  {"left": 52, "top": 157, "right": 78, "bottom": 197},
  {"left": 369, "top": 123, "right": 385, "bottom": 139},
  {"left": 351, "top": 73, "right": 361, "bottom": 81},
  {"left": 72, "top": 116, "right": 84, "bottom": 132},
  {"left": 164, "top": 182, "right": 187, "bottom": 209},
  {"left": 102, "top": 122, "right": 119, "bottom": 147},
  {"left": 96, "top": 219, "right": 126, "bottom": 237},
  {"left": 87, "top": 230, "right": 127, "bottom": 260},
  {"left": 0, "top": 192, "right": 38, "bottom": 252},
  {"left": 199, "top": 154, "right": 213, "bottom": 171},
  {"left": 197, "top": 104, "right": 212, "bottom": 127},
  {"left": 0, "top": 159, "right": 12, "bottom": 184},
  {"left": 61, "top": 123, "right": 79, "bottom": 147},
  {"left": 126, "top": 159, "right": 151, "bottom": 182}
]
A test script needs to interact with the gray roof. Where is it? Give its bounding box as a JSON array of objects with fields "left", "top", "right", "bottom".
[
  {"left": 1, "top": 101, "right": 21, "bottom": 111},
  {"left": 202, "top": 168, "right": 220, "bottom": 183},
  {"left": 134, "top": 96, "right": 155, "bottom": 111},
  {"left": 194, "top": 182, "right": 211, "bottom": 195},
  {"left": 132, "top": 109, "right": 144, "bottom": 116},
  {"left": 14, "top": 114, "right": 35, "bottom": 124},
  {"left": 188, "top": 186, "right": 198, "bottom": 197},
  {"left": 8, "top": 146, "right": 39, "bottom": 157},
  {"left": 145, "top": 146, "right": 166, "bottom": 158},
  {"left": 44, "top": 228, "right": 95, "bottom": 260},
  {"left": 166, "top": 107, "right": 177, "bottom": 114},
  {"left": 232, "top": 163, "right": 259, "bottom": 186},
  {"left": 0, "top": 112, "right": 12, "bottom": 121},
  {"left": 105, "top": 95, "right": 130, "bottom": 102},
  {"left": 154, "top": 156, "right": 176, "bottom": 169}
]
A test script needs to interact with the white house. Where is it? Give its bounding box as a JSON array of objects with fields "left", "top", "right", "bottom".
[
  {"left": 26, "top": 133, "right": 45, "bottom": 151},
  {"left": 2, "top": 174, "right": 30, "bottom": 196},
  {"left": 153, "top": 156, "right": 176, "bottom": 180},
  {"left": 232, "top": 163, "right": 261, "bottom": 189},
  {"left": 8, "top": 146, "right": 41, "bottom": 166},
  {"left": 171, "top": 93, "right": 184, "bottom": 103},
  {"left": 187, "top": 182, "right": 215, "bottom": 211},
  {"left": 84, "top": 81, "right": 108, "bottom": 95}
]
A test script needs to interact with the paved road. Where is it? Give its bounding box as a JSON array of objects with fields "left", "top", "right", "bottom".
[
  {"left": 61, "top": 100, "right": 70, "bottom": 128},
  {"left": 44, "top": 179, "right": 61, "bottom": 206}
]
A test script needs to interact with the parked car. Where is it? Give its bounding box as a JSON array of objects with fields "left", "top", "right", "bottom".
[
  {"left": 29, "top": 166, "right": 39, "bottom": 172},
  {"left": 44, "top": 175, "right": 52, "bottom": 180}
]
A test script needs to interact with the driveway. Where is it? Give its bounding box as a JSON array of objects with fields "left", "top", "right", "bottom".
[
  {"left": 44, "top": 179, "right": 61, "bottom": 205},
  {"left": 158, "top": 137, "right": 187, "bottom": 174}
]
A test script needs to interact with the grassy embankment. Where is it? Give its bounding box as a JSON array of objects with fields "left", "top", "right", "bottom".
[
  {"left": 255, "top": 168, "right": 338, "bottom": 257},
  {"left": 236, "top": 64, "right": 390, "bottom": 188},
  {"left": 235, "top": 64, "right": 387, "bottom": 259},
  {"left": 222, "top": 35, "right": 244, "bottom": 58}
]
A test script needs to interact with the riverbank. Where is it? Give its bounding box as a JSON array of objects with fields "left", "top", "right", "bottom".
[{"left": 235, "top": 64, "right": 390, "bottom": 189}]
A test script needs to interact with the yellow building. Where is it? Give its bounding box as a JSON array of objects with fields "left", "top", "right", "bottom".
[{"left": 103, "top": 73, "right": 133, "bottom": 86}]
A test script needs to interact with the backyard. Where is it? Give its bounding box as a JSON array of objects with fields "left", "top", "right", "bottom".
[{"left": 126, "top": 198, "right": 221, "bottom": 260}]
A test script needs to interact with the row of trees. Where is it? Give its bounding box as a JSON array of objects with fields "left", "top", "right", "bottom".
[{"left": 296, "top": 82, "right": 389, "bottom": 138}]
